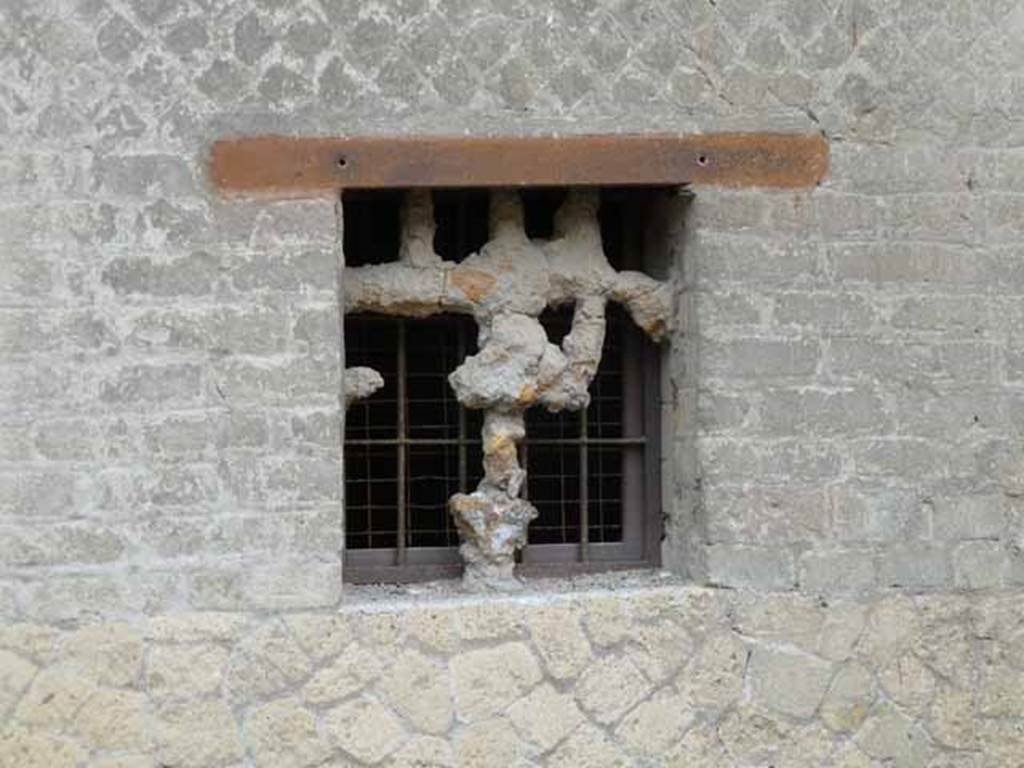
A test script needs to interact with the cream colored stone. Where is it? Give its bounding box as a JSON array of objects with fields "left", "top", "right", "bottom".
[
  {"left": 820, "top": 662, "right": 875, "bottom": 733},
  {"left": 351, "top": 611, "right": 403, "bottom": 648},
  {"left": 153, "top": 699, "right": 244, "bottom": 768},
  {"left": 546, "top": 723, "right": 629, "bottom": 768},
  {"left": 716, "top": 705, "right": 788, "bottom": 766},
  {"left": 145, "top": 643, "right": 228, "bottom": 700},
  {"left": 978, "top": 660, "right": 1024, "bottom": 718},
  {"left": 453, "top": 718, "right": 532, "bottom": 768},
  {"left": 879, "top": 653, "right": 936, "bottom": 711},
  {"left": 0, "top": 624, "right": 59, "bottom": 664},
  {"left": 324, "top": 697, "right": 406, "bottom": 764},
  {"left": 63, "top": 623, "right": 144, "bottom": 687},
  {"left": 0, "top": 650, "right": 36, "bottom": 719},
  {"left": 377, "top": 649, "right": 452, "bottom": 735},
  {"left": 145, "top": 613, "right": 249, "bottom": 644},
  {"left": 663, "top": 721, "right": 731, "bottom": 768},
  {"left": 225, "top": 621, "right": 313, "bottom": 702},
  {"left": 14, "top": 665, "right": 97, "bottom": 727},
  {"left": 827, "top": 741, "right": 875, "bottom": 768},
  {"left": 284, "top": 613, "right": 354, "bottom": 662},
  {"left": 676, "top": 631, "right": 747, "bottom": 709},
  {"left": 243, "top": 696, "right": 332, "bottom": 768},
  {"left": 527, "top": 605, "right": 592, "bottom": 679},
  {"left": 451, "top": 642, "right": 542, "bottom": 722},
  {"left": 614, "top": 688, "right": 694, "bottom": 759},
  {"left": 403, "top": 607, "right": 458, "bottom": 655},
  {"left": 857, "top": 595, "right": 920, "bottom": 665},
  {"left": 90, "top": 756, "right": 155, "bottom": 768},
  {"left": 748, "top": 645, "right": 833, "bottom": 719},
  {"left": 575, "top": 653, "right": 652, "bottom": 724},
  {"left": 929, "top": 684, "right": 976, "bottom": 749},
  {"left": 731, "top": 593, "right": 826, "bottom": 651},
  {"left": 816, "top": 602, "right": 868, "bottom": 662},
  {"left": 507, "top": 683, "right": 584, "bottom": 751},
  {"left": 718, "top": 706, "right": 832, "bottom": 768},
  {"left": 73, "top": 688, "right": 149, "bottom": 752},
  {"left": 455, "top": 601, "right": 527, "bottom": 641},
  {"left": 626, "top": 618, "right": 695, "bottom": 683},
  {"left": 581, "top": 595, "right": 632, "bottom": 647},
  {"left": 977, "top": 718, "right": 1024, "bottom": 768},
  {"left": 0, "top": 728, "right": 86, "bottom": 768},
  {"left": 779, "top": 723, "right": 835, "bottom": 768},
  {"left": 387, "top": 735, "right": 454, "bottom": 768},
  {"left": 302, "top": 641, "right": 382, "bottom": 706},
  {"left": 915, "top": 605, "right": 974, "bottom": 689},
  {"left": 856, "top": 707, "right": 931, "bottom": 767}
]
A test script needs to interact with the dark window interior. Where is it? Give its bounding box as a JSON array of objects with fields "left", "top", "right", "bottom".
[{"left": 343, "top": 188, "right": 664, "bottom": 581}]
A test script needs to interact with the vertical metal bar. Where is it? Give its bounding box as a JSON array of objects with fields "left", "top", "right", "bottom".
[
  {"left": 457, "top": 324, "right": 468, "bottom": 493},
  {"left": 455, "top": 194, "right": 469, "bottom": 550},
  {"left": 396, "top": 319, "right": 407, "bottom": 565},
  {"left": 579, "top": 406, "right": 589, "bottom": 562}
]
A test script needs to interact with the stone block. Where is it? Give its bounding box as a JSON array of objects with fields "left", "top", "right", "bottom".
[
  {"left": 225, "top": 621, "right": 313, "bottom": 702},
  {"left": 377, "top": 649, "right": 452, "bottom": 735},
  {"left": 145, "top": 643, "right": 229, "bottom": 700},
  {"left": 243, "top": 698, "right": 332, "bottom": 768},
  {"left": 877, "top": 545, "right": 952, "bottom": 588},
  {"left": 451, "top": 642, "right": 541, "bottom": 722},
  {"left": 72, "top": 688, "right": 150, "bottom": 753},
  {"left": 526, "top": 605, "right": 592, "bottom": 680},
  {"left": 798, "top": 549, "right": 876, "bottom": 593},
  {"left": 748, "top": 645, "right": 833, "bottom": 719},
  {"left": 953, "top": 541, "right": 1012, "bottom": 589},
  {"left": 302, "top": 642, "right": 381, "bottom": 706},
  {"left": 323, "top": 697, "right": 406, "bottom": 765},
  {"left": 575, "top": 653, "right": 652, "bottom": 725},
  {"left": 705, "top": 544, "right": 796, "bottom": 590},
  {"left": 820, "top": 662, "right": 875, "bottom": 732},
  {"left": 614, "top": 689, "right": 694, "bottom": 759},
  {"left": 507, "top": 683, "right": 584, "bottom": 751},
  {"left": 153, "top": 699, "right": 244, "bottom": 768}
]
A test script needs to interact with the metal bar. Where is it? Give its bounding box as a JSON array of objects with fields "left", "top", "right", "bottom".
[
  {"left": 396, "top": 320, "right": 407, "bottom": 565},
  {"left": 345, "top": 437, "right": 646, "bottom": 446},
  {"left": 457, "top": 326, "right": 468, "bottom": 494},
  {"left": 211, "top": 133, "right": 829, "bottom": 198},
  {"left": 579, "top": 406, "right": 589, "bottom": 563}
]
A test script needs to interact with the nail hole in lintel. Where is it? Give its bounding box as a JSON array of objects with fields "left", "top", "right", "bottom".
[
  {"left": 696, "top": 154, "right": 709, "bottom": 167},
  {"left": 337, "top": 156, "right": 348, "bottom": 169}
]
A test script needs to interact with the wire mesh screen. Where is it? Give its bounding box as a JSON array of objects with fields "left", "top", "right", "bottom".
[
  {"left": 344, "top": 305, "right": 640, "bottom": 552},
  {"left": 345, "top": 313, "right": 483, "bottom": 550}
]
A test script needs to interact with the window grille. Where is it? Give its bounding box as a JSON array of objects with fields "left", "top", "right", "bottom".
[{"left": 343, "top": 188, "right": 663, "bottom": 582}]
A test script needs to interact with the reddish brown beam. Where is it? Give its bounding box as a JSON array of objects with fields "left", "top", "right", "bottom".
[{"left": 210, "top": 133, "right": 828, "bottom": 198}]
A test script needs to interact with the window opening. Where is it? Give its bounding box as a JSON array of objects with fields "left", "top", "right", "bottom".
[{"left": 343, "top": 188, "right": 670, "bottom": 584}]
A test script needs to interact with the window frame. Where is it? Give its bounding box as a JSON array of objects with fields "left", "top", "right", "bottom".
[{"left": 341, "top": 188, "right": 666, "bottom": 583}]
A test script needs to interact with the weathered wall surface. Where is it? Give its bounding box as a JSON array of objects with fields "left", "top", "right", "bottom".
[
  {"left": 3, "top": 584, "right": 1024, "bottom": 768},
  {"left": 2, "top": 0, "right": 1024, "bottom": 765}
]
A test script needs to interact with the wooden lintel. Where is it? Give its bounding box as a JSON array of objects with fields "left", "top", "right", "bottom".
[{"left": 210, "top": 133, "right": 828, "bottom": 198}]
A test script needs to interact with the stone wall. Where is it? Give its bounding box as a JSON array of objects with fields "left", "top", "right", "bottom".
[
  {"left": 3, "top": 582, "right": 1023, "bottom": 768},
  {"left": 2, "top": 0, "right": 1024, "bottom": 764}
]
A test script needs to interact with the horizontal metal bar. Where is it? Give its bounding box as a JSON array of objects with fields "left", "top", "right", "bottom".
[
  {"left": 211, "top": 133, "right": 829, "bottom": 197},
  {"left": 345, "top": 437, "right": 647, "bottom": 446}
]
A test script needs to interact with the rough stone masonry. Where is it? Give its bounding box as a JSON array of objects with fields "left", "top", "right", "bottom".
[{"left": 2, "top": 0, "right": 1024, "bottom": 766}]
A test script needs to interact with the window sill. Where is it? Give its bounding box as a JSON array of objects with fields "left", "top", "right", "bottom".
[{"left": 338, "top": 568, "right": 686, "bottom": 610}]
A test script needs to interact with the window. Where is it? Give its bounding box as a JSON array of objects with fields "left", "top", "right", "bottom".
[{"left": 343, "top": 188, "right": 666, "bottom": 582}]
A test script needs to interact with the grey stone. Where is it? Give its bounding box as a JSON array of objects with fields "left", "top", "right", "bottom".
[
  {"left": 748, "top": 646, "right": 833, "bottom": 718},
  {"left": 96, "top": 14, "right": 143, "bottom": 62},
  {"left": 706, "top": 544, "right": 796, "bottom": 590}
]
